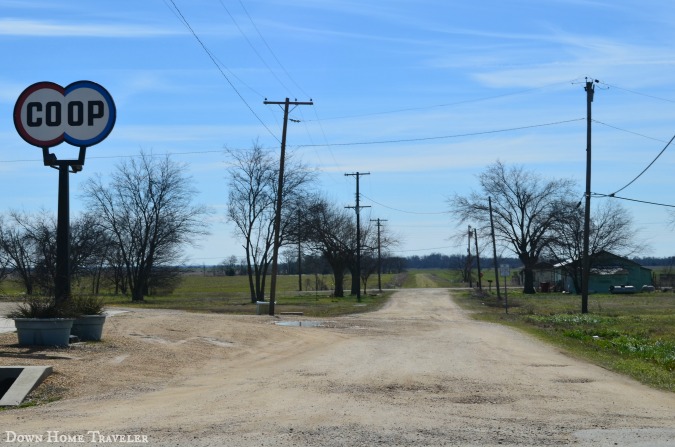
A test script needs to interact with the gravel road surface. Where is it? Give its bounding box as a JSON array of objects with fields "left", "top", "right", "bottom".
[{"left": 0, "top": 289, "right": 673, "bottom": 446}]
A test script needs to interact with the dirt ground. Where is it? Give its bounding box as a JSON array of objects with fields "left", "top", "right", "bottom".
[{"left": 0, "top": 288, "right": 673, "bottom": 446}]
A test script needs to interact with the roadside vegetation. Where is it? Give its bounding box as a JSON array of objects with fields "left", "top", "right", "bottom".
[
  {"left": 454, "top": 286, "right": 675, "bottom": 392},
  {"left": 0, "top": 271, "right": 398, "bottom": 318}
]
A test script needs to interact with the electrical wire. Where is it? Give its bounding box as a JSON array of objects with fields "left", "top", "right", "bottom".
[
  {"left": 217, "top": 0, "right": 292, "bottom": 95},
  {"left": 165, "top": 0, "right": 279, "bottom": 143},
  {"left": 303, "top": 82, "right": 571, "bottom": 122},
  {"left": 593, "top": 192, "right": 675, "bottom": 209},
  {"left": 593, "top": 120, "right": 668, "bottom": 143},
  {"left": 237, "top": 0, "right": 311, "bottom": 100},
  {"left": 361, "top": 194, "right": 450, "bottom": 215},
  {"left": 608, "top": 133, "right": 675, "bottom": 196},
  {"left": 0, "top": 117, "right": 586, "bottom": 164},
  {"left": 598, "top": 81, "right": 675, "bottom": 104},
  {"left": 294, "top": 118, "right": 585, "bottom": 148}
]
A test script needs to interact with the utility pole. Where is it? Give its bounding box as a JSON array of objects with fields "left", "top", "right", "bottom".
[
  {"left": 466, "top": 225, "right": 473, "bottom": 288},
  {"left": 370, "top": 218, "right": 387, "bottom": 292},
  {"left": 264, "top": 97, "right": 313, "bottom": 316},
  {"left": 296, "top": 206, "right": 302, "bottom": 292},
  {"left": 345, "top": 171, "right": 370, "bottom": 302},
  {"left": 581, "top": 80, "right": 597, "bottom": 314},
  {"left": 489, "top": 197, "right": 502, "bottom": 300},
  {"left": 474, "top": 228, "right": 482, "bottom": 291},
  {"left": 297, "top": 238, "right": 302, "bottom": 292}
]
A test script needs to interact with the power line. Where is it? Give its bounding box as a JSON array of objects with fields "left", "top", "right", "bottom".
[
  {"left": 361, "top": 194, "right": 450, "bottom": 215},
  {"left": 598, "top": 81, "right": 675, "bottom": 104},
  {"left": 165, "top": 0, "right": 279, "bottom": 143},
  {"left": 303, "top": 82, "right": 571, "bottom": 122},
  {"left": 593, "top": 120, "right": 669, "bottom": 143},
  {"left": 0, "top": 118, "right": 585, "bottom": 164},
  {"left": 237, "top": 0, "right": 311, "bottom": 99},
  {"left": 609, "top": 133, "right": 675, "bottom": 196},
  {"left": 295, "top": 118, "right": 585, "bottom": 148},
  {"left": 218, "top": 0, "right": 292, "bottom": 94},
  {"left": 593, "top": 192, "right": 675, "bottom": 209}
]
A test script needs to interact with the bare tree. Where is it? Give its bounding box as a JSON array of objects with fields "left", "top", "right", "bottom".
[
  {"left": 226, "top": 143, "right": 314, "bottom": 302},
  {"left": 301, "top": 197, "right": 355, "bottom": 297},
  {"left": 0, "top": 211, "right": 111, "bottom": 295},
  {"left": 546, "top": 199, "right": 640, "bottom": 292},
  {"left": 299, "top": 196, "right": 398, "bottom": 297},
  {"left": 359, "top": 252, "right": 378, "bottom": 295},
  {"left": 0, "top": 220, "right": 35, "bottom": 294},
  {"left": 356, "top": 222, "right": 397, "bottom": 295},
  {"left": 83, "top": 151, "right": 210, "bottom": 301},
  {"left": 0, "top": 216, "right": 15, "bottom": 289},
  {"left": 450, "top": 161, "right": 576, "bottom": 294}
]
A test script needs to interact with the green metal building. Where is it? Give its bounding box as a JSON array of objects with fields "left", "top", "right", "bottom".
[{"left": 552, "top": 251, "right": 652, "bottom": 294}]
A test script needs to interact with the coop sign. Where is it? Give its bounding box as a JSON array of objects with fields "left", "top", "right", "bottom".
[{"left": 14, "top": 80, "right": 116, "bottom": 148}]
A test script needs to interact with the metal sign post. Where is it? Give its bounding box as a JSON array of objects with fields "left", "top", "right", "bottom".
[{"left": 14, "top": 81, "right": 116, "bottom": 307}]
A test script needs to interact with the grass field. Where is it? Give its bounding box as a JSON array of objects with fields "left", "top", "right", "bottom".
[
  {"left": 454, "top": 288, "right": 675, "bottom": 392},
  {"left": 1, "top": 272, "right": 399, "bottom": 318},
  {"left": 1, "top": 269, "right": 673, "bottom": 390}
]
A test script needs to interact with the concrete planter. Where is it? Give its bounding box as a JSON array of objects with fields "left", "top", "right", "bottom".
[
  {"left": 71, "top": 315, "right": 106, "bottom": 341},
  {"left": 13, "top": 318, "right": 75, "bottom": 347},
  {"left": 255, "top": 301, "right": 277, "bottom": 315}
]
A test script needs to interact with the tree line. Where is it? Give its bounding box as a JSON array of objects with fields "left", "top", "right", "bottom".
[
  {"left": 1, "top": 150, "right": 662, "bottom": 303},
  {"left": 0, "top": 152, "right": 209, "bottom": 301}
]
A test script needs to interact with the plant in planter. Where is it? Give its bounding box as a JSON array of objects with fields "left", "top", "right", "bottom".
[
  {"left": 6, "top": 296, "right": 78, "bottom": 347},
  {"left": 70, "top": 295, "right": 107, "bottom": 341}
]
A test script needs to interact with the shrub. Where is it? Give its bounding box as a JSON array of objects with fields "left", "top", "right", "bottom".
[
  {"left": 72, "top": 295, "right": 106, "bottom": 315},
  {"left": 6, "top": 296, "right": 77, "bottom": 319}
]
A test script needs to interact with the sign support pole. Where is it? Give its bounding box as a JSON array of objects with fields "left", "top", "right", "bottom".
[
  {"left": 55, "top": 163, "right": 71, "bottom": 307},
  {"left": 44, "top": 146, "right": 86, "bottom": 308}
]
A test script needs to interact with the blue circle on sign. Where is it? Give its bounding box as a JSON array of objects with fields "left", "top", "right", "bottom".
[{"left": 64, "top": 81, "right": 116, "bottom": 147}]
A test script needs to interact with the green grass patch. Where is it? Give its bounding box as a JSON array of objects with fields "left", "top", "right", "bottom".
[
  {"left": 402, "top": 269, "right": 466, "bottom": 288},
  {"left": 0, "top": 273, "right": 391, "bottom": 318},
  {"left": 454, "top": 289, "right": 675, "bottom": 391}
]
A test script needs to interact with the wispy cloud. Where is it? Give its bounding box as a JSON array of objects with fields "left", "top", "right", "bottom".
[
  {"left": 454, "top": 28, "right": 675, "bottom": 88},
  {"left": 0, "top": 18, "right": 182, "bottom": 38}
]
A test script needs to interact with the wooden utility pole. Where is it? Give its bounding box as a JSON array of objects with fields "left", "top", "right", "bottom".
[
  {"left": 296, "top": 205, "right": 303, "bottom": 292},
  {"left": 345, "top": 172, "right": 370, "bottom": 302},
  {"left": 474, "top": 228, "right": 482, "bottom": 291},
  {"left": 581, "top": 80, "right": 596, "bottom": 314},
  {"left": 466, "top": 225, "right": 473, "bottom": 288},
  {"left": 489, "top": 197, "right": 501, "bottom": 300},
  {"left": 297, "top": 238, "right": 302, "bottom": 292},
  {"left": 370, "top": 218, "right": 387, "bottom": 292},
  {"left": 263, "top": 98, "right": 313, "bottom": 316}
]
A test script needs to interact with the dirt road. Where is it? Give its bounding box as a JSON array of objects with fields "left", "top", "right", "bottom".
[{"left": 0, "top": 289, "right": 673, "bottom": 446}]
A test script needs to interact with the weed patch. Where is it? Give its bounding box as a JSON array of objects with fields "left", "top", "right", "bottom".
[{"left": 455, "top": 289, "right": 675, "bottom": 391}]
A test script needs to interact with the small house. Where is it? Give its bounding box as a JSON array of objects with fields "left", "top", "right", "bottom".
[{"left": 552, "top": 251, "right": 652, "bottom": 294}]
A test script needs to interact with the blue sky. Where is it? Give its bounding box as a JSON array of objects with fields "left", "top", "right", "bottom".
[{"left": 2, "top": 0, "right": 675, "bottom": 264}]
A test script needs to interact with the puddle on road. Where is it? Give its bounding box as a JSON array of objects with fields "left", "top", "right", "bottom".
[{"left": 275, "top": 321, "right": 324, "bottom": 328}]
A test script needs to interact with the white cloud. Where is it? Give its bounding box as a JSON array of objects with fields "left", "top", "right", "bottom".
[{"left": 0, "top": 18, "right": 182, "bottom": 38}]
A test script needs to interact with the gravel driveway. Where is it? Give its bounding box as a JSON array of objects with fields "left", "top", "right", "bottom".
[{"left": 0, "top": 289, "right": 673, "bottom": 446}]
